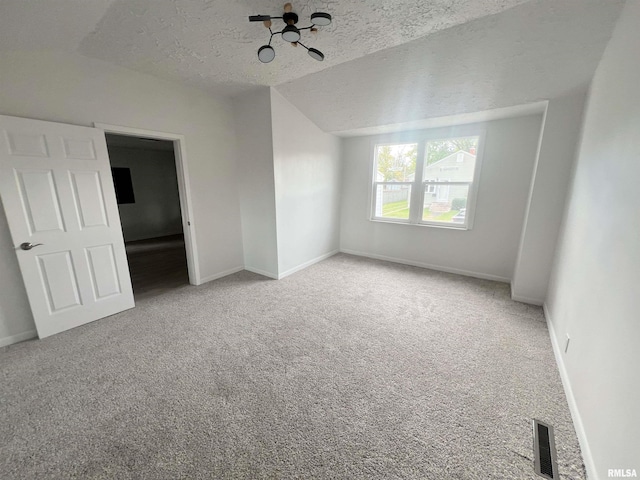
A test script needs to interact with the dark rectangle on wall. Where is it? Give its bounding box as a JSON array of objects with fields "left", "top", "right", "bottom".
[{"left": 111, "top": 167, "right": 135, "bottom": 204}]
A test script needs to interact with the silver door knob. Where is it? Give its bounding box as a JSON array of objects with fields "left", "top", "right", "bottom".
[{"left": 20, "top": 242, "right": 43, "bottom": 251}]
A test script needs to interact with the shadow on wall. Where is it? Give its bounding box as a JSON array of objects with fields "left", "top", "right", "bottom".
[{"left": 0, "top": 200, "right": 36, "bottom": 341}]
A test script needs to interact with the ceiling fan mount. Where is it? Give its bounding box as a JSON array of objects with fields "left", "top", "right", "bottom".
[{"left": 282, "top": 11, "right": 299, "bottom": 25}]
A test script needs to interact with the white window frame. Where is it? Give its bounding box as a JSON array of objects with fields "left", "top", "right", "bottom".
[{"left": 370, "top": 129, "right": 486, "bottom": 230}]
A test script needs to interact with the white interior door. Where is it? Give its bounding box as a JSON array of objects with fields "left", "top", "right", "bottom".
[{"left": 0, "top": 115, "right": 134, "bottom": 338}]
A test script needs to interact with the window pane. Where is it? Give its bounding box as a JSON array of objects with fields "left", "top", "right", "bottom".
[
  {"left": 423, "top": 136, "right": 479, "bottom": 182},
  {"left": 423, "top": 184, "right": 469, "bottom": 224},
  {"left": 375, "top": 184, "right": 411, "bottom": 219},
  {"left": 375, "top": 143, "right": 417, "bottom": 182}
]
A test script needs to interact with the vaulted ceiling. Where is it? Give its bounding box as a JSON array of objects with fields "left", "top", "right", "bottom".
[
  {"left": 278, "top": 0, "right": 626, "bottom": 133},
  {"left": 0, "top": 0, "right": 626, "bottom": 133}
]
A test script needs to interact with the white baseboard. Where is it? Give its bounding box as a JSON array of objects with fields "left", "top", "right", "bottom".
[
  {"left": 243, "top": 266, "right": 279, "bottom": 280},
  {"left": 278, "top": 250, "right": 339, "bottom": 279},
  {"left": 511, "top": 292, "right": 544, "bottom": 306},
  {"left": 511, "top": 294, "right": 543, "bottom": 306},
  {"left": 0, "top": 329, "right": 37, "bottom": 348},
  {"left": 543, "top": 303, "right": 598, "bottom": 480},
  {"left": 339, "top": 249, "right": 510, "bottom": 283},
  {"left": 197, "top": 266, "right": 245, "bottom": 284},
  {"left": 510, "top": 282, "right": 545, "bottom": 306}
]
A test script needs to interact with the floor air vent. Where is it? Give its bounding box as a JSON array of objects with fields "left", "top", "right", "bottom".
[{"left": 533, "top": 419, "right": 558, "bottom": 479}]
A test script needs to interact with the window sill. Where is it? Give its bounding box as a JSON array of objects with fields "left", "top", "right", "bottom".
[{"left": 369, "top": 218, "right": 471, "bottom": 231}]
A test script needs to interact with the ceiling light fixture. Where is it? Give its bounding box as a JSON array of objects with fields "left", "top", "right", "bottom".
[{"left": 249, "top": 2, "right": 331, "bottom": 63}]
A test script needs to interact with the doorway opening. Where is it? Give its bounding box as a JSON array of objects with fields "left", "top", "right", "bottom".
[{"left": 98, "top": 124, "right": 199, "bottom": 299}]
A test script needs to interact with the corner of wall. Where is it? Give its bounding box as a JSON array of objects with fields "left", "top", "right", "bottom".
[
  {"left": 269, "top": 88, "right": 341, "bottom": 277},
  {"left": 513, "top": 103, "right": 549, "bottom": 262},
  {"left": 234, "top": 87, "right": 279, "bottom": 278},
  {"left": 511, "top": 91, "right": 587, "bottom": 304},
  {"left": 510, "top": 281, "right": 544, "bottom": 305}
]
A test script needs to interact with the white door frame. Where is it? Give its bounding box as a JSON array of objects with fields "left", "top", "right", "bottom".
[{"left": 94, "top": 123, "right": 201, "bottom": 286}]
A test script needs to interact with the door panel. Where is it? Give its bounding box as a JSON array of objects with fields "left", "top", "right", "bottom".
[
  {"left": 16, "top": 169, "right": 66, "bottom": 233},
  {"left": 37, "top": 251, "right": 82, "bottom": 312},
  {"left": 0, "top": 114, "right": 134, "bottom": 339},
  {"left": 85, "top": 244, "right": 121, "bottom": 299},
  {"left": 70, "top": 170, "right": 108, "bottom": 228},
  {"left": 62, "top": 138, "right": 97, "bottom": 160},
  {"left": 6, "top": 132, "right": 49, "bottom": 157}
]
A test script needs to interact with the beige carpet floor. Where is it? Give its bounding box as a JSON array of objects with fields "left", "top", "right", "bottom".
[{"left": 0, "top": 253, "right": 585, "bottom": 479}]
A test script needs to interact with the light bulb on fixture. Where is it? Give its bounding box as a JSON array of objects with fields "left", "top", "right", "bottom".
[
  {"left": 281, "top": 25, "right": 300, "bottom": 42},
  {"left": 310, "top": 12, "right": 331, "bottom": 26},
  {"left": 307, "top": 47, "right": 324, "bottom": 61},
  {"left": 258, "top": 45, "right": 275, "bottom": 63}
]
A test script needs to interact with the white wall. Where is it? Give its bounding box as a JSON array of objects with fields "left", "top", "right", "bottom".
[
  {"left": 340, "top": 115, "right": 543, "bottom": 281},
  {"left": 108, "top": 146, "right": 182, "bottom": 242},
  {"left": 233, "top": 88, "right": 279, "bottom": 278},
  {"left": 545, "top": 1, "right": 640, "bottom": 477},
  {"left": 270, "top": 90, "right": 341, "bottom": 277},
  {"left": 0, "top": 51, "right": 243, "bottom": 345},
  {"left": 511, "top": 90, "right": 587, "bottom": 304}
]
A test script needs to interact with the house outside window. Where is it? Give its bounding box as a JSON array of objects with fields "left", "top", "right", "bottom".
[{"left": 371, "top": 133, "right": 484, "bottom": 229}]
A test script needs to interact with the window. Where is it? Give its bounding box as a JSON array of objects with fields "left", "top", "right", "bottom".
[
  {"left": 371, "top": 133, "right": 483, "bottom": 229},
  {"left": 372, "top": 143, "right": 417, "bottom": 220}
]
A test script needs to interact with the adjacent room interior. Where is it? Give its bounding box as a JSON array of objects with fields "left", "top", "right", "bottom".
[
  {"left": 105, "top": 134, "right": 189, "bottom": 299},
  {"left": 0, "top": 1, "right": 637, "bottom": 479}
]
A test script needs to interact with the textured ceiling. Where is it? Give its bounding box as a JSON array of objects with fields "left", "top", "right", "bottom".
[
  {"left": 76, "top": 0, "right": 533, "bottom": 96},
  {"left": 277, "top": 0, "right": 626, "bottom": 133},
  {"left": 0, "top": 0, "right": 626, "bottom": 134}
]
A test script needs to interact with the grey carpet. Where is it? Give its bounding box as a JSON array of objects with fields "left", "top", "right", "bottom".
[{"left": 0, "top": 253, "right": 585, "bottom": 479}]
